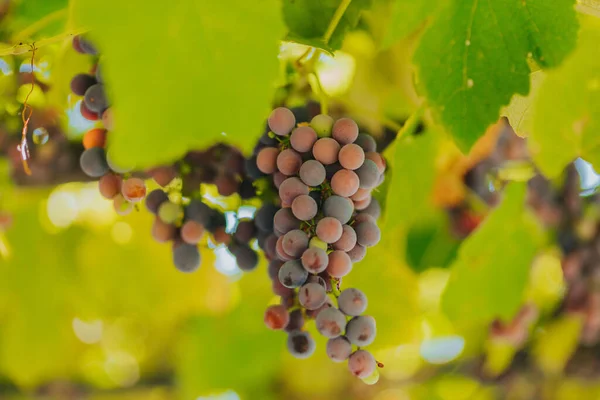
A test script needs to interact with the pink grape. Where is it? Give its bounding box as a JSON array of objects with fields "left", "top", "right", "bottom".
[
  {"left": 331, "top": 169, "right": 360, "bottom": 197},
  {"left": 347, "top": 244, "right": 367, "bottom": 262},
  {"left": 264, "top": 304, "right": 290, "bottom": 330},
  {"left": 279, "top": 177, "right": 309, "bottom": 204},
  {"left": 338, "top": 144, "right": 365, "bottom": 170},
  {"left": 291, "top": 194, "right": 318, "bottom": 221},
  {"left": 327, "top": 250, "right": 353, "bottom": 278},
  {"left": 273, "top": 171, "right": 288, "bottom": 189},
  {"left": 149, "top": 166, "right": 177, "bottom": 187},
  {"left": 282, "top": 229, "right": 309, "bottom": 258},
  {"left": 315, "top": 307, "right": 347, "bottom": 338},
  {"left": 354, "top": 196, "right": 371, "bottom": 211},
  {"left": 299, "top": 160, "right": 326, "bottom": 187},
  {"left": 268, "top": 107, "right": 296, "bottom": 136},
  {"left": 98, "top": 173, "right": 121, "bottom": 200},
  {"left": 351, "top": 188, "right": 371, "bottom": 201},
  {"left": 355, "top": 221, "right": 381, "bottom": 247},
  {"left": 333, "top": 225, "right": 357, "bottom": 252},
  {"left": 365, "top": 151, "right": 386, "bottom": 174},
  {"left": 277, "top": 149, "right": 302, "bottom": 176},
  {"left": 257, "top": 147, "right": 279, "bottom": 174},
  {"left": 332, "top": 118, "right": 359, "bottom": 144},
  {"left": 290, "top": 126, "right": 318, "bottom": 153},
  {"left": 121, "top": 177, "right": 147, "bottom": 203},
  {"left": 313, "top": 138, "right": 340, "bottom": 165},
  {"left": 276, "top": 236, "right": 294, "bottom": 261},
  {"left": 298, "top": 282, "right": 327, "bottom": 310},
  {"left": 327, "top": 336, "right": 352, "bottom": 362},
  {"left": 181, "top": 220, "right": 205, "bottom": 244},
  {"left": 151, "top": 217, "right": 176, "bottom": 243},
  {"left": 348, "top": 350, "right": 376, "bottom": 379},
  {"left": 301, "top": 247, "right": 328, "bottom": 274},
  {"left": 316, "top": 217, "right": 343, "bottom": 243}
]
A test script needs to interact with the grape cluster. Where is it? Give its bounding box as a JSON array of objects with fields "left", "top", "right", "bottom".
[{"left": 257, "top": 107, "right": 385, "bottom": 382}]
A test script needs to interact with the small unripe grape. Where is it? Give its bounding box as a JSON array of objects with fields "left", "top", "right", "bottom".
[
  {"left": 113, "top": 194, "right": 133, "bottom": 216},
  {"left": 310, "top": 114, "right": 334, "bottom": 137},
  {"left": 309, "top": 236, "right": 328, "bottom": 251},
  {"left": 158, "top": 201, "right": 182, "bottom": 224}
]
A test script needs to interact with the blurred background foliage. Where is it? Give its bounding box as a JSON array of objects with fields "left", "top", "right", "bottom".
[{"left": 0, "top": 0, "right": 599, "bottom": 399}]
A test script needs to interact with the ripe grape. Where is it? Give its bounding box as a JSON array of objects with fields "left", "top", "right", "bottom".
[
  {"left": 255, "top": 204, "right": 279, "bottom": 232},
  {"left": 310, "top": 114, "right": 334, "bottom": 137},
  {"left": 257, "top": 147, "right": 279, "bottom": 174},
  {"left": 313, "top": 138, "right": 340, "bottom": 165},
  {"left": 274, "top": 208, "right": 301, "bottom": 236},
  {"left": 172, "top": 242, "right": 201, "bottom": 273},
  {"left": 331, "top": 169, "right": 360, "bottom": 197},
  {"left": 301, "top": 247, "right": 328, "bottom": 274},
  {"left": 348, "top": 350, "right": 376, "bottom": 379},
  {"left": 346, "top": 316, "right": 376, "bottom": 346},
  {"left": 279, "top": 177, "right": 309, "bottom": 204},
  {"left": 279, "top": 260, "right": 309, "bottom": 288},
  {"left": 121, "top": 177, "right": 147, "bottom": 203},
  {"left": 102, "top": 108, "right": 114, "bottom": 130},
  {"left": 273, "top": 171, "right": 288, "bottom": 189},
  {"left": 315, "top": 307, "right": 347, "bottom": 338},
  {"left": 327, "top": 251, "right": 353, "bottom": 278},
  {"left": 285, "top": 309, "right": 305, "bottom": 332},
  {"left": 234, "top": 220, "right": 256, "bottom": 243},
  {"left": 73, "top": 35, "right": 98, "bottom": 55},
  {"left": 338, "top": 144, "right": 365, "bottom": 170},
  {"left": 355, "top": 221, "right": 381, "bottom": 247},
  {"left": 71, "top": 74, "right": 96, "bottom": 96},
  {"left": 83, "top": 128, "right": 107, "bottom": 149},
  {"left": 232, "top": 244, "right": 258, "bottom": 271},
  {"left": 347, "top": 244, "right": 366, "bottom": 262},
  {"left": 158, "top": 201, "right": 182, "bottom": 224},
  {"left": 291, "top": 194, "right": 318, "bottom": 221},
  {"left": 333, "top": 225, "right": 357, "bottom": 252},
  {"left": 276, "top": 236, "right": 294, "bottom": 261},
  {"left": 306, "top": 296, "right": 334, "bottom": 319},
  {"left": 351, "top": 188, "right": 371, "bottom": 202},
  {"left": 149, "top": 166, "right": 177, "bottom": 187},
  {"left": 277, "top": 149, "right": 302, "bottom": 176},
  {"left": 298, "top": 282, "right": 327, "bottom": 310},
  {"left": 354, "top": 212, "right": 376, "bottom": 224},
  {"left": 338, "top": 288, "right": 368, "bottom": 316},
  {"left": 356, "top": 159, "right": 380, "bottom": 189},
  {"left": 323, "top": 195, "right": 354, "bottom": 224},
  {"left": 287, "top": 330, "right": 316, "bottom": 359},
  {"left": 80, "top": 147, "right": 109, "bottom": 178},
  {"left": 113, "top": 194, "right": 133, "bottom": 216},
  {"left": 299, "top": 160, "right": 326, "bottom": 187},
  {"left": 354, "top": 197, "right": 371, "bottom": 211},
  {"left": 80, "top": 101, "right": 99, "bottom": 121},
  {"left": 316, "top": 217, "right": 343, "bottom": 243},
  {"left": 363, "top": 198, "right": 381, "bottom": 219},
  {"left": 290, "top": 126, "right": 318, "bottom": 153},
  {"left": 263, "top": 234, "right": 278, "bottom": 259},
  {"left": 355, "top": 133, "right": 377, "bottom": 152},
  {"left": 327, "top": 336, "right": 352, "bottom": 362},
  {"left": 282, "top": 229, "right": 309, "bottom": 258},
  {"left": 332, "top": 118, "right": 359, "bottom": 144},
  {"left": 151, "top": 218, "right": 176, "bottom": 243},
  {"left": 264, "top": 305, "right": 290, "bottom": 330},
  {"left": 268, "top": 107, "right": 296, "bottom": 136},
  {"left": 185, "top": 200, "right": 213, "bottom": 226},
  {"left": 181, "top": 220, "right": 205, "bottom": 244},
  {"left": 84, "top": 84, "right": 108, "bottom": 113},
  {"left": 98, "top": 173, "right": 121, "bottom": 200},
  {"left": 365, "top": 152, "right": 386, "bottom": 174},
  {"left": 308, "top": 274, "right": 328, "bottom": 289},
  {"left": 272, "top": 278, "right": 294, "bottom": 297},
  {"left": 268, "top": 259, "right": 283, "bottom": 280}
]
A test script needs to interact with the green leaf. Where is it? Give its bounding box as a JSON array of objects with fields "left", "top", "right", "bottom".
[
  {"left": 442, "top": 183, "right": 542, "bottom": 323},
  {"left": 533, "top": 315, "right": 583, "bottom": 375},
  {"left": 71, "top": 0, "right": 285, "bottom": 168},
  {"left": 502, "top": 70, "right": 546, "bottom": 138},
  {"left": 282, "top": 0, "right": 371, "bottom": 51},
  {"left": 7, "top": 0, "right": 68, "bottom": 40},
  {"left": 528, "top": 17, "right": 600, "bottom": 177},
  {"left": 413, "top": 0, "right": 579, "bottom": 152},
  {"left": 405, "top": 215, "right": 460, "bottom": 272},
  {"left": 381, "top": 0, "right": 444, "bottom": 48}
]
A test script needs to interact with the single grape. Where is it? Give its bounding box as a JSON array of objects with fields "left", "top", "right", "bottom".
[
  {"left": 307, "top": 274, "right": 328, "bottom": 289},
  {"left": 149, "top": 166, "right": 177, "bottom": 187},
  {"left": 310, "top": 114, "right": 334, "bottom": 137},
  {"left": 326, "top": 336, "right": 352, "bottom": 363},
  {"left": 181, "top": 220, "right": 205, "bottom": 244},
  {"left": 279, "top": 177, "right": 309, "bottom": 205},
  {"left": 290, "top": 126, "right": 318, "bottom": 153},
  {"left": 172, "top": 242, "right": 201, "bottom": 273},
  {"left": 354, "top": 197, "right": 371, "bottom": 211},
  {"left": 313, "top": 138, "right": 340, "bottom": 165},
  {"left": 272, "top": 278, "right": 294, "bottom": 297},
  {"left": 282, "top": 229, "right": 309, "bottom": 258},
  {"left": 355, "top": 133, "right": 377, "bottom": 152},
  {"left": 338, "top": 144, "right": 365, "bottom": 170},
  {"left": 363, "top": 198, "right": 381, "bottom": 219},
  {"left": 276, "top": 236, "right": 294, "bottom": 261},
  {"left": 274, "top": 208, "right": 301, "bottom": 236},
  {"left": 333, "top": 225, "right": 357, "bottom": 252},
  {"left": 80, "top": 147, "right": 109, "bottom": 178},
  {"left": 257, "top": 147, "right": 279, "bottom": 174},
  {"left": 347, "top": 244, "right": 367, "bottom": 262},
  {"left": 301, "top": 247, "right": 328, "bottom": 274},
  {"left": 331, "top": 169, "right": 360, "bottom": 197},
  {"left": 354, "top": 212, "right": 376, "bottom": 224},
  {"left": 351, "top": 188, "right": 371, "bottom": 202},
  {"left": 277, "top": 149, "right": 303, "bottom": 176},
  {"left": 291, "top": 194, "right": 318, "bottom": 221},
  {"left": 323, "top": 195, "right": 354, "bottom": 224},
  {"left": 298, "top": 282, "right": 327, "bottom": 310},
  {"left": 121, "top": 177, "right": 147, "bottom": 203},
  {"left": 332, "top": 118, "right": 359, "bottom": 144},
  {"left": 80, "top": 100, "right": 99, "bottom": 121},
  {"left": 268, "top": 259, "right": 284, "bottom": 280},
  {"left": 151, "top": 217, "right": 176, "bottom": 243},
  {"left": 315, "top": 307, "right": 347, "bottom": 338},
  {"left": 306, "top": 296, "right": 334, "bottom": 319},
  {"left": 346, "top": 316, "right": 376, "bottom": 346},
  {"left": 113, "top": 194, "right": 133, "bottom": 216},
  {"left": 98, "top": 173, "right": 121, "bottom": 200},
  {"left": 273, "top": 171, "right": 288, "bottom": 189},
  {"left": 316, "top": 217, "right": 343, "bottom": 243},
  {"left": 327, "top": 250, "right": 353, "bottom": 278},
  {"left": 338, "top": 288, "right": 368, "bottom": 316},
  {"left": 185, "top": 200, "right": 213, "bottom": 226},
  {"left": 263, "top": 234, "right": 278, "bottom": 260},
  {"left": 73, "top": 35, "right": 98, "bottom": 55},
  {"left": 264, "top": 304, "right": 290, "bottom": 330},
  {"left": 356, "top": 159, "right": 380, "bottom": 190},
  {"left": 285, "top": 309, "right": 305, "bottom": 332},
  {"left": 158, "top": 201, "right": 182, "bottom": 224},
  {"left": 348, "top": 350, "right": 376, "bottom": 379},
  {"left": 234, "top": 220, "right": 256, "bottom": 243},
  {"left": 287, "top": 330, "right": 316, "bottom": 359},
  {"left": 231, "top": 244, "right": 258, "bottom": 271},
  {"left": 279, "top": 259, "right": 309, "bottom": 288},
  {"left": 299, "top": 160, "right": 326, "bottom": 187},
  {"left": 255, "top": 204, "right": 279, "bottom": 232},
  {"left": 70, "top": 74, "right": 97, "bottom": 96},
  {"left": 355, "top": 221, "right": 381, "bottom": 247},
  {"left": 101, "top": 108, "right": 114, "bottom": 130},
  {"left": 84, "top": 84, "right": 108, "bottom": 113},
  {"left": 365, "top": 152, "right": 386, "bottom": 174},
  {"left": 309, "top": 236, "right": 328, "bottom": 251},
  {"left": 268, "top": 107, "right": 296, "bottom": 136},
  {"left": 82, "top": 128, "right": 107, "bottom": 149}
]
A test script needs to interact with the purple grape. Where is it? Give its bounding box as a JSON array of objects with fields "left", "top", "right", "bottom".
[
  {"left": 279, "top": 260, "right": 309, "bottom": 288},
  {"left": 274, "top": 208, "right": 301, "bottom": 236},
  {"left": 355, "top": 133, "right": 377, "bottom": 152},
  {"left": 298, "top": 282, "right": 327, "bottom": 310},
  {"left": 282, "top": 229, "right": 309, "bottom": 258},
  {"left": 326, "top": 336, "right": 352, "bottom": 362},
  {"left": 70, "top": 74, "right": 97, "bottom": 96},
  {"left": 80, "top": 147, "right": 109, "bottom": 178},
  {"left": 268, "top": 259, "right": 283, "bottom": 280},
  {"left": 356, "top": 159, "right": 380, "bottom": 189},
  {"left": 84, "top": 83, "right": 108, "bottom": 113},
  {"left": 299, "top": 160, "right": 326, "bottom": 187},
  {"left": 348, "top": 350, "right": 376, "bottom": 378},
  {"left": 315, "top": 307, "right": 347, "bottom": 338},
  {"left": 172, "top": 243, "right": 201, "bottom": 273},
  {"left": 355, "top": 221, "right": 381, "bottom": 247},
  {"left": 338, "top": 288, "right": 368, "bottom": 316},
  {"left": 185, "top": 200, "right": 213, "bottom": 226},
  {"left": 323, "top": 195, "right": 354, "bottom": 224},
  {"left": 346, "top": 316, "right": 376, "bottom": 346},
  {"left": 285, "top": 309, "right": 305, "bottom": 332},
  {"left": 287, "top": 330, "right": 316, "bottom": 359},
  {"left": 145, "top": 189, "right": 169, "bottom": 214},
  {"left": 301, "top": 247, "right": 328, "bottom": 274}
]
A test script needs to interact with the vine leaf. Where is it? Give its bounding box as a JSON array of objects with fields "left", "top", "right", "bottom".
[
  {"left": 380, "top": 0, "right": 443, "bottom": 48},
  {"left": 442, "top": 183, "right": 542, "bottom": 323},
  {"left": 529, "top": 17, "right": 600, "bottom": 177},
  {"left": 282, "top": 0, "right": 371, "bottom": 51},
  {"left": 502, "top": 70, "right": 546, "bottom": 138},
  {"left": 71, "top": 0, "right": 285, "bottom": 168},
  {"left": 413, "top": 0, "right": 579, "bottom": 152}
]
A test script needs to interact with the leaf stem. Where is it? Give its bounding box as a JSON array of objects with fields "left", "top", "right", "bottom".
[
  {"left": 323, "top": 0, "right": 353, "bottom": 45},
  {"left": 396, "top": 102, "right": 426, "bottom": 139},
  {"left": 0, "top": 28, "right": 86, "bottom": 57}
]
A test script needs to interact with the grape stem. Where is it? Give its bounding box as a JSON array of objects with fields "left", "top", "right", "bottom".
[
  {"left": 323, "top": 0, "right": 353, "bottom": 45},
  {"left": 396, "top": 102, "right": 426, "bottom": 140}
]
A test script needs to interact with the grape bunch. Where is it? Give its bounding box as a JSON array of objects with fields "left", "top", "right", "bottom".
[{"left": 257, "top": 107, "right": 384, "bottom": 383}]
